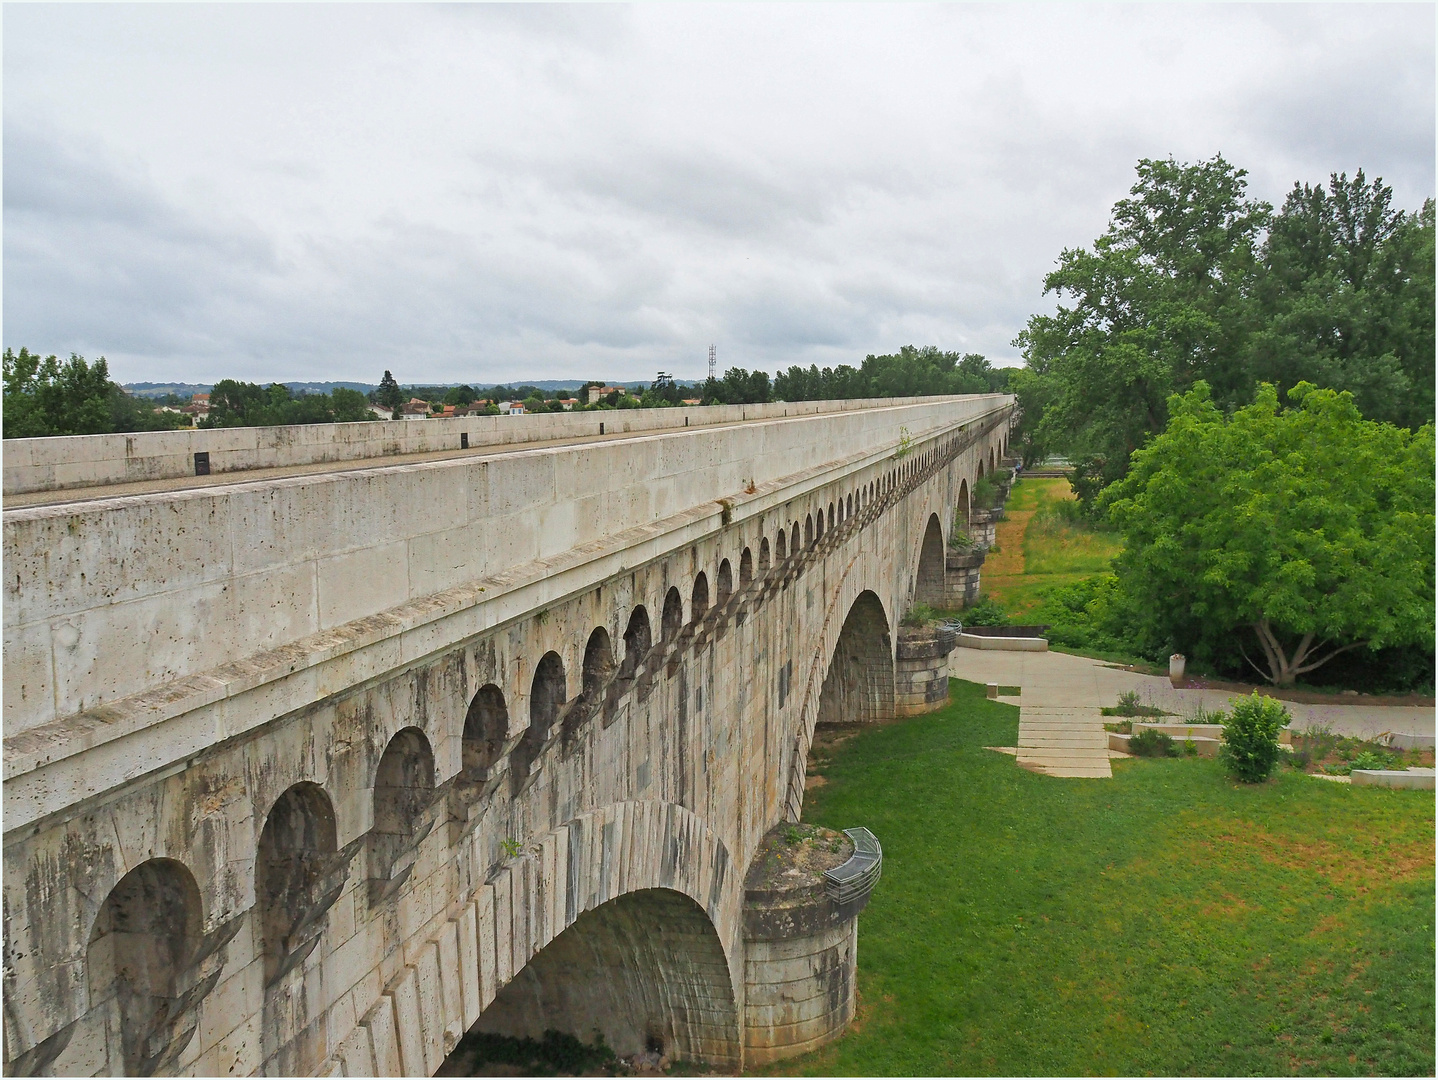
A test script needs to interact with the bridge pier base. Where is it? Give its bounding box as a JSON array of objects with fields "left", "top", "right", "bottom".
[
  {"left": 894, "top": 625, "right": 958, "bottom": 716},
  {"left": 740, "top": 825, "right": 879, "bottom": 1066},
  {"left": 944, "top": 550, "right": 986, "bottom": 609}
]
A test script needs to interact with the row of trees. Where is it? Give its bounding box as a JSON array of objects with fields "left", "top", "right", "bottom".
[
  {"left": 1013, "top": 157, "right": 1434, "bottom": 505},
  {"left": 200, "top": 380, "right": 373, "bottom": 428},
  {"left": 2, "top": 348, "right": 190, "bottom": 438}
]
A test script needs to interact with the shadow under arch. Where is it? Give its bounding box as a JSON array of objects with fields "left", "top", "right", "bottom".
[
  {"left": 86, "top": 858, "right": 205, "bottom": 1076},
  {"left": 815, "top": 590, "right": 894, "bottom": 727},
  {"left": 914, "top": 512, "right": 946, "bottom": 608},
  {"left": 467, "top": 888, "right": 738, "bottom": 1068}
]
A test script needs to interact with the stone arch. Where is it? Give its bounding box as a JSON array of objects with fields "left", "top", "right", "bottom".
[
  {"left": 815, "top": 591, "right": 895, "bottom": 729},
  {"left": 804, "top": 514, "right": 814, "bottom": 546},
  {"left": 691, "top": 572, "right": 710, "bottom": 621},
  {"left": 977, "top": 459, "right": 984, "bottom": 480},
  {"left": 461, "top": 800, "right": 742, "bottom": 1071},
  {"left": 716, "top": 560, "right": 733, "bottom": 605},
  {"left": 462, "top": 685, "right": 509, "bottom": 774},
  {"left": 86, "top": 858, "right": 205, "bottom": 1076},
  {"left": 513, "top": 651, "right": 566, "bottom": 784},
  {"left": 915, "top": 513, "right": 946, "bottom": 608},
  {"left": 564, "top": 627, "right": 614, "bottom": 742},
  {"left": 661, "top": 588, "right": 684, "bottom": 642},
  {"left": 739, "top": 547, "right": 754, "bottom": 586},
  {"left": 620, "top": 606, "right": 652, "bottom": 682},
  {"left": 757, "top": 538, "right": 770, "bottom": 571},
  {"left": 790, "top": 521, "right": 800, "bottom": 554},
  {"left": 472, "top": 890, "right": 736, "bottom": 1068},
  {"left": 827, "top": 502, "right": 835, "bottom": 533},
  {"left": 774, "top": 528, "right": 787, "bottom": 562},
  {"left": 846, "top": 493, "right": 853, "bottom": 520},
  {"left": 990, "top": 446, "right": 996, "bottom": 471},
  {"left": 369, "top": 727, "right": 436, "bottom": 899},
  {"left": 256, "top": 782, "right": 340, "bottom": 986}
]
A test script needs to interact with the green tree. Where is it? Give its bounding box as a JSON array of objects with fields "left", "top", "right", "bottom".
[
  {"left": 1248, "top": 172, "right": 1435, "bottom": 428},
  {"left": 375, "top": 370, "right": 403, "bottom": 409},
  {"left": 3, "top": 348, "right": 185, "bottom": 437},
  {"left": 443, "top": 385, "right": 477, "bottom": 407},
  {"left": 1102, "top": 380, "right": 1435, "bottom": 686},
  {"left": 1016, "top": 155, "right": 1270, "bottom": 504}
]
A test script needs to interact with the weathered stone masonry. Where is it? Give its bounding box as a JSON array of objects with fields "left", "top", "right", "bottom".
[{"left": 3, "top": 397, "right": 1013, "bottom": 1076}]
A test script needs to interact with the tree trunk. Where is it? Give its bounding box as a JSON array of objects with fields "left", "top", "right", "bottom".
[{"left": 1248, "top": 621, "right": 1366, "bottom": 687}]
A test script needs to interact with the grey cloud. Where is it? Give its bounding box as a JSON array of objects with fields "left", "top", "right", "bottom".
[{"left": 4, "top": 5, "right": 1433, "bottom": 384}]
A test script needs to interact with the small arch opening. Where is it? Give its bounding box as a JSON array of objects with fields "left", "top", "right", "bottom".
[
  {"left": 463, "top": 685, "right": 510, "bottom": 774},
  {"left": 662, "top": 587, "right": 684, "bottom": 642},
  {"left": 87, "top": 859, "right": 204, "bottom": 1076},
  {"left": 370, "top": 728, "right": 436, "bottom": 900},
  {"left": 257, "top": 782, "right": 339, "bottom": 985},
  {"left": 513, "top": 652, "right": 566, "bottom": 784},
  {"left": 691, "top": 572, "right": 710, "bottom": 621},
  {"left": 620, "top": 606, "right": 652, "bottom": 682},
  {"left": 716, "top": 560, "right": 733, "bottom": 604},
  {"left": 790, "top": 522, "right": 800, "bottom": 554}
]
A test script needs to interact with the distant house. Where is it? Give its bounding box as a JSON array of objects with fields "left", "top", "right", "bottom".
[
  {"left": 368, "top": 404, "right": 393, "bottom": 421},
  {"left": 399, "top": 398, "right": 429, "bottom": 419},
  {"left": 462, "top": 401, "right": 492, "bottom": 417},
  {"left": 191, "top": 392, "right": 210, "bottom": 406},
  {"left": 585, "top": 385, "right": 627, "bottom": 405},
  {"left": 681, "top": 398, "right": 703, "bottom": 406},
  {"left": 557, "top": 398, "right": 579, "bottom": 410},
  {"left": 434, "top": 404, "right": 459, "bottom": 418},
  {"left": 497, "top": 401, "right": 526, "bottom": 415}
]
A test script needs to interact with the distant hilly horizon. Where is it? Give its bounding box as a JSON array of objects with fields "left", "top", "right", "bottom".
[{"left": 120, "top": 379, "right": 693, "bottom": 399}]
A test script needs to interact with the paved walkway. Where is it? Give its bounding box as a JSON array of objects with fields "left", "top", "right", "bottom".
[{"left": 953, "top": 648, "right": 1436, "bottom": 779}]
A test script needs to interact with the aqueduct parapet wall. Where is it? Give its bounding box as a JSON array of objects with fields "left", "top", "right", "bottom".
[{"left": 3, "top": 395, "right": 1013, "bottom": 1075}]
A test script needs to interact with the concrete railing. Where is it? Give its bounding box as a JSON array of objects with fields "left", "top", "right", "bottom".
[{"left": 2, "top": 394, "right": 1009, "bottom": 496}]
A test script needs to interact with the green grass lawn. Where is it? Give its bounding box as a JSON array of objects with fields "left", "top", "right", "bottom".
[
  {"left": 760, "top": 681, "right": 1435, "bottom": 1077},
  {"left": 982, "top": 479, "right": 1122, "bottom": 622}
]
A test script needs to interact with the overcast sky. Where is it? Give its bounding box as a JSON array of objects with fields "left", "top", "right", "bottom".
[{"left": 5, "top": 4, "right": 1434, "bottom": 386}]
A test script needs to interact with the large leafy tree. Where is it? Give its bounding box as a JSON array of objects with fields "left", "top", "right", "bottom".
[
  {"left": 1016, "top": 155, "right": 1269, "bottom": 501},
  {"left": 1018, "top": 157, "right": 1434, "bottom": 505},
  {"left": 1248, "top": 172, "right": 1435, "bottom": 428},
  {"left": 1102, "top": 381, "right": 1434, "bottom": 686},
  {"left": 2, "top": 348, "right": 185, "bottom": 438}
]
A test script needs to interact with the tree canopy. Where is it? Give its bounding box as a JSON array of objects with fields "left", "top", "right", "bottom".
[
  {"left": 1017, "top": 156, "right": 1435, "bottom": 505},
  {"left": 3, "top": 348, "right": 188, "bottom": 438},
  {"left": 1101, "top": 381, "right": 1435, "bottom": 686},
  {"left": 201, "top": 379, "right": 373, "bottom": 428}
]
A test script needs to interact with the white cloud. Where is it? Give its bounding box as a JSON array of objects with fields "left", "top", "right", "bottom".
[{"left": 4, "top": 3, "right": 1432, "bottom": 384}]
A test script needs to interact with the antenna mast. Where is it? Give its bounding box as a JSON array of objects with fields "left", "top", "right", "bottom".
[{"left": 708, "top": 344, "right": 716, "bottom": 382}]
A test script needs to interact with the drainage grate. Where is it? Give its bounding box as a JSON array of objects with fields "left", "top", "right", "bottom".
[{"left": 824, "top": 827, "right": 882, "bottom": 905}]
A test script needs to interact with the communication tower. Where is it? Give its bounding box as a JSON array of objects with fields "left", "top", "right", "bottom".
[{"left": 708, "top": 344, "right": 716, "bottom": 382}]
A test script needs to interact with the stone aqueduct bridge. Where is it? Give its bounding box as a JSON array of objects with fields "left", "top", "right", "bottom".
[{"left": 3, "top": 395, "right": 1014, "bottom": 1077}]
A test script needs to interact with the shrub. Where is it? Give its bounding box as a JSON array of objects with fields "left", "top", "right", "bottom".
[
  {"left": 1221, "top": 693, "right": 1290, "bottom": 782},
  {"left": 1129, "top": 729, "right": 1176, "bottom": 757},
  {"left": 961, "top": 596, "right": 1009, "bottom": 626},
  {"left": 1350, "top": 749, "right": 1403, "bottom": 772},
  {"left": 902, "top": 602, "right": 939, "bottom": 627}
]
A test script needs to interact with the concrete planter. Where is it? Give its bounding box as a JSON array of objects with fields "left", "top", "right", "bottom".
[
  {"left": 894, "top": 625, "right": 958, "bottom": 716},
  {"left": 1169, "top": 654, "right": 1186, "bottom": 687}
]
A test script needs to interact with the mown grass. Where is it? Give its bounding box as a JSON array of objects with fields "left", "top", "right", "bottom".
[
  {"left": 757, "top": 681, "right": 1435, "bottom": 1077},
  {"left": 981, "top": 477, "right": 1121, "bottom": 621}
]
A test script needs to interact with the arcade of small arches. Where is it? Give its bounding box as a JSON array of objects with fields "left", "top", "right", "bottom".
[{"left": 4, "top": 411, "right": 1014, "bottom": 1078}]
